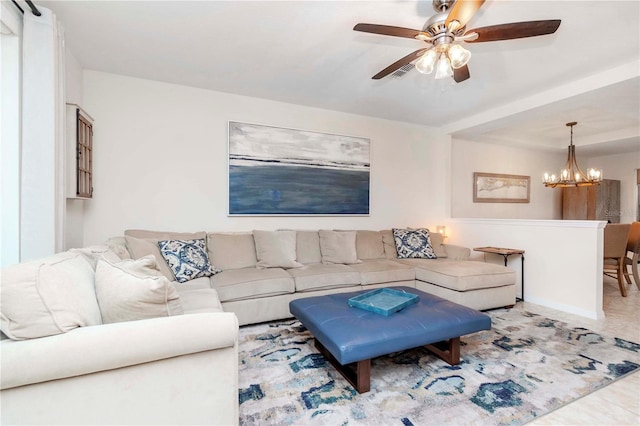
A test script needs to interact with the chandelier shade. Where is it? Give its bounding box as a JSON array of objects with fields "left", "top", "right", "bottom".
[{"left": 542, "top": 122, "right": 602, "bottom": 188}]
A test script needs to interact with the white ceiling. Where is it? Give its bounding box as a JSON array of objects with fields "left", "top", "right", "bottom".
[{"left": 40, "top": 0, "right": 640, "bottom": 156}]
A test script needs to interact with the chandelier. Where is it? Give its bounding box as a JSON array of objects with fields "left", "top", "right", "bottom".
[{"left": 542, "top": 122, "right": 602, "bottom": 188}]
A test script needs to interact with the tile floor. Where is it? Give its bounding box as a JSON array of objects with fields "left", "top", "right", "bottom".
[{"left": 527, "top": 275, "right": 640, "bottom": 425}]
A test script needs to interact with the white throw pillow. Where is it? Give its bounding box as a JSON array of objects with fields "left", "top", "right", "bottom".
[
  {"left": 0, "top": 252, "right": 102, "bottom": 340},
  {"left": 253, "top": 230, "right": 303, "bottom": 269},
  {"left": 95, "top": 256, "right": 183, "bottom": 324},
  {"left": 319, "top": 230, "right": 362, "bottom": 264}
]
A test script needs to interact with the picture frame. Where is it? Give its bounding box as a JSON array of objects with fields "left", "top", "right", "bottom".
[
  {"left": 228, "top": 121, "right": 370, "bottom": 216},
  {"left": 473, "top": 172, "right": 530, "bottom": 203}
]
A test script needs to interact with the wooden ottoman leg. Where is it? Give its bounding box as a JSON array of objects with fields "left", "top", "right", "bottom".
[
  {"left": 314, "top": 339, "right": 371, "bottom": 393},
  {"left": 425, "top": 337, "right": 461, "bottom": 366}
]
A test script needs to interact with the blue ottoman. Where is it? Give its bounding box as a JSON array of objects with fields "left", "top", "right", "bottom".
[{"left": 289, "top": 286, "right": 491, "bottom": 393}]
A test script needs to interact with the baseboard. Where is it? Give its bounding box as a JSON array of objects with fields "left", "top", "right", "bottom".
[{"left": 524, "top": 295, "right": 605, "bottom": 320}]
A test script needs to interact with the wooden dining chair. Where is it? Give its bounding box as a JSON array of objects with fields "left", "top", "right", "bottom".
[
  {"left": 624, "top": 221, "right": 640, "bottom": 290},
  {"left": 603, "top": 223, "right": 631, "bottom": 297}
]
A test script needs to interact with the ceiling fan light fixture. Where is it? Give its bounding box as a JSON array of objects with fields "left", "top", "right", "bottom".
[
  {"left": 448, "top": 43, "right": 471, "bottom": 69},
  {"left": 415, "top": 49, "right": 438, "bottom": 74},
  {"left": 434, "top": 53, "right": 453, "bottom": 79}
]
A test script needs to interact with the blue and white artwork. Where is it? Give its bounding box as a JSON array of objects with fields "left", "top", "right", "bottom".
[{"left": 229, "top": 122, "right": 370, "bottom": 215}]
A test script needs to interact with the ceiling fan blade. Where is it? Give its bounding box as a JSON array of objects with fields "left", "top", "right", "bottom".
[
  {"left": 354, "top": 23, "right": 424, "bottom": 39},
  {"left": 372, "top": 48, "right": 429, "bottom": 80},
  {"left": 445, "top": 0, "right": 486, "bottom": 31},
  {"left": 453, "top": 64, "right": 470, "bottom": 83},
  {"left": 465, "top": 20, "right": 561, "bottom": 42}
]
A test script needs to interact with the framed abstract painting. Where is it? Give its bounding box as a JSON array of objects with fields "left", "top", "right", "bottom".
[{"left": 228, "top": 122, "right": 370, "bottom": 215}]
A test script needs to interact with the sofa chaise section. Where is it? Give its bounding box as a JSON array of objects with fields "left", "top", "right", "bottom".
[{"left": 404, "top": 259, "right": 516, "bottom": 311}]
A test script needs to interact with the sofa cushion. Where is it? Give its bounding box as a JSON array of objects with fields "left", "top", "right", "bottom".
[
  {"left": 106, "top": 236, "right": 131, "bottom": 260},
  {"left": 124, "top": 236, "right": 176, "bottom": 280},
  {"left": 211, "top": 267, "right": 295, "bottom": 302},
  {"left": 177, "top": 288, "right": 224, "bottom": 314},
  {"left": 356, "top": 230, "right": 386, "bottom": 260},
  {"left": 393, "top": 228, "right": 437, "bottom": 259},
  {"left": 95, "top": 257, "right": 183, "bottom": 324},
  {"left": 172, "top": 276, "right": 212, "bottom": 291},
  {"left": 124, "top": 230, "right": 207, "bottom": 280},
  {"left": 429, "top": 232, "right": 447, "bottom": 258},
  {"left": 349, "top": 259, "right": 416, "bottom": 285},
  {"left": 288, "top": 263, "right": 361, "bottom": 292},
  {"left": 207, "top": 233, "right": 257, "bottom": 270},
  {"left": 294, "top": 230, "right": 322, "bottom": 264},
  {"left": 399, "top": 259, "right": 515, "bottom": 291},
  {"left": 381, "top": 229, "right": 398, "bottom": 259},
  {"left": 158, "top": 239, "right": 221, "bottom": 283},
  {"left": 253, "top": 230, "right": 303, "bottom": 269},
  {"left": 319, "top": 230, "right": 361, "bottom": 264},
  {"left": 0, "top": 252, "right": 102, "bottom": 340}
]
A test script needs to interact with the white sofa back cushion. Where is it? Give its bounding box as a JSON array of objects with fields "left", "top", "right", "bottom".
[
  {"left": 0, "top": 252, "right": 102, "bottom": 340},
  {"left": 95, "top": 256, "right": 183, "bottom": 324},
  {"left": 253, "top": 230, "right": 303, "bottom": 269},
  {"left": 124, "top": 230, "right": 207, "bottom": 281},
  {"left": 207, "top": 233, "right": 257, "bottom": 270},
  {"left": 429, "top": 232, "right": 447, "bottom": 258},
  {"left": 356, "top": 230, "right": 386, "bottom": 260},
  {"left": 281, "top": 230, "right": 322, "bottom": 265},
  {"left": 319, "top": 230, "right": 362, "bottom": 265}
]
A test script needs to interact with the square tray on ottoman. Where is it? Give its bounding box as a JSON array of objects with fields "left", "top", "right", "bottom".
[
  {"left": 347, "top": 287, "right": 419, "bottom": 316},
  {"left": 289, "top": 286, "right": 491, "bottom": 393}
]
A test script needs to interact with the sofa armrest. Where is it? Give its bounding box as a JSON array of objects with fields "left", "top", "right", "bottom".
[
  {"left": 442, "top": 244, "right": 471, "bottom": 261},
  {"left": 1, "top": 312, "right": 238, "bottom": 390}
]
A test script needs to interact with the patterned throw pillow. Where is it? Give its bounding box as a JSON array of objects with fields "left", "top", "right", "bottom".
[
  {"left": 157, "top": 239, "right": 221, "bottom": 283},
  {"left": 392, "top": 228, "right": 437, "bottom": 259}
]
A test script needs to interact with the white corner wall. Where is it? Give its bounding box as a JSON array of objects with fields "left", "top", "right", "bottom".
[
  {"left": 449, "top": 218, "right": 606, "bottom": 319},
  {"left": 450, "top": 138, "right": 563, "bottom": 219},
  {"left": 81, "top": 71, "right": 451, "bottom": 245}
]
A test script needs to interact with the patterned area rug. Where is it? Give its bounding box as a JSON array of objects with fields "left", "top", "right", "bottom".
[{"left": 238, "top": 309, "right": 640, "bottom": 425}]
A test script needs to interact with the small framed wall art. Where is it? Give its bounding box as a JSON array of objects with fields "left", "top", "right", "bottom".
[
  {"left": 228, "top": 121, "right": 370, "bottom": 215},
  {"left": 473, "top": 172, "right": 530, "bottom": 203}
]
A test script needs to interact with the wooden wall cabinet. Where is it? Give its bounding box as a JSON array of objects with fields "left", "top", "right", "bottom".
[
  {"left": 562, "top": 179, "right": 620, "bottom": 222},
  {"left": 66, "top": 104, "right": 94, "bottom": 199}
]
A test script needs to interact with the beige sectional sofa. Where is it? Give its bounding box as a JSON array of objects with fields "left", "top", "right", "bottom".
[
  {"left": 0, "top": 227, "right": 515, "bottom": 425},
  {"left": 123, "top": 228, "right": 516, "bottom": 325}
]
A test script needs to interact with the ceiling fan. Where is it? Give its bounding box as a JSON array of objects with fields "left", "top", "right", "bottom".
[{"left": 353, "top": 0, "right": 561, "bottom": 82}]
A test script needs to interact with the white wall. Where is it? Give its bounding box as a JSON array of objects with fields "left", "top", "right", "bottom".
[
  {"left": 450, "top": 138, "right": 563, "bottom": 219},
  {"left": 63, "top": 47, "right": 85, "bottom": 249},
  {"left": 586, "top": 151, "right": 640, "bottom": 223},
  {"left": 448, "top": 218, "right": 606, "bottom": 319},
  {"left": 20, "top": 8, "right": 60, "bottom": 261},
  {"left": 0, "top": 2, "right": 23, "bottom": 267},
  {"left": 81, "top": 71, "right": 450, "bottom": 245}
]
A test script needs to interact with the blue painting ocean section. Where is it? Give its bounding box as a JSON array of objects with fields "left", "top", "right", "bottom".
[{"left": 229, "top": 164, "right": 369, "bottom": 215}]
